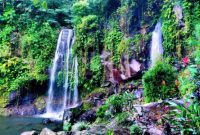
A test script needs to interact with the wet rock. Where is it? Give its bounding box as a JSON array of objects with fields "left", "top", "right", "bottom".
[
  {"left": 130, "top": 59, "right": 142, "bottom": 73},
  {"left": 56, "top": 131, "right": 67, "bottom": 135},
  {"left": 147, "top": 126, "right": 163, "bottom": 135},
  {"left": 63, "top": 109, "right": 73, "bottom": 123},
  {"left": 42, "top": 119, "right": 53, "bottom": 124},
  {"left": 72, "top": 122, "right": 89, "bottom": 132},
  {"left": 106, "top": 119, "right": 117, "bottom": 129},
  {"left": 56, "top": 131, "right": 66, "bottom": 135},
  {"left": 89, "top": 125, "right": 107, "bottom": 135},
  {"left": 21, "top": 131, "right": 37, "bottom": 135},
  {"left": 134, "top": 89, "right": 144, "bottom": 99},
  {"left": 40, "top": 128, "right": 56, "bottom": 135},
  {"left": 8, "top": 91, "right": 18, "bottom": 106},
  {"left": 63, "top": 103, "right": 83, "bottom": 123},
  {"left": 78, "top": 109, "right": 96, "bottom": 122},
  {"left": 34, "top": 96, "right": 46, "bottom": 114},
  {"left": 114, "top": 128, "right": 130, "bottom": 135},
  {"left": 7, "top": 104, "right": 37, "bottom": 116}
]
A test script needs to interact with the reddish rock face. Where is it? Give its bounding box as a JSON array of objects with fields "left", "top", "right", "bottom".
[
  {"left": 112, "top": 69, "right": 123, "bottom": 84},
  {"left": 100, "top": 51, "right": 143, "bottom": 84}
]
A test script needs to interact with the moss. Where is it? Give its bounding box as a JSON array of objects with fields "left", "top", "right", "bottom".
[
  {"left": 0, "top": 96, "right": 8, "bottom": 116},
  {"left": 34, "top": 96, "right": 46, "bottom": 112},
  {"left": 82, "top": 102, "right": 93, "bottom": 112}
]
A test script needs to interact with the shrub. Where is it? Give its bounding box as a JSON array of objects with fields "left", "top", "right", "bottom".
[
  {"left": 142, "top": 61, "right": 177, "bottom": 102},
  {"left": 96, "top": 104, "right": 109, "bottom": 118},
  {"left": 63, "top": 121, "right": 72, "bottom": 131},
  {"left": 106, "top": 94, "right": 124, "bottom": 113},
  {"left": 129, "top": 124, "right": 142, "bottom": 135},
  {"left": 115, "top": 112, "right": 129, "bottom": 125},
  {"left": 96, "top": 92, "right": 136, "bottom": 119}
]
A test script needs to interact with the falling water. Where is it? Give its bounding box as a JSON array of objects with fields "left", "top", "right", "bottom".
[
  {"left": 150, "top": 21, "right": 163, "bottom": 67},
  {"left": 41, "top": 29, "right": 79, "bottom": 120}
]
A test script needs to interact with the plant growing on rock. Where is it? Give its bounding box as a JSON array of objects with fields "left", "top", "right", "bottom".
[
  {"left": 96, "top": 92, "right": 136, "bottom": 119},
  {"left": 166, "top": 98, "right": 200, "bottom": 134},
  {"left": 115, "top": 112, "right": 129, "bottom": 125},
  {"left": 129, "top": 124, "right": 142, "bottom": 135},
  {"left": 142, "top": 61, "right": 177, "bottom": 102},
  {"left": 178, "top": 65, "right": 198, "bottom": 96},
  {"left": 72, "top": 122, "right": 89, "bottom": 131}
]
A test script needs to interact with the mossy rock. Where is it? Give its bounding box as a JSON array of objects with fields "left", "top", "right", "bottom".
[
  {"left": 0, "top": 98, "right": 7, "bottom": 116},
  {"left": 85, "top": 88, "right": 107, "bottom": 100},
  {"left": 82, "top": 102, "right": 93, "bottom": 112},
  {"left": 34, "top": 96, "right": 46, "bottom": 112}
]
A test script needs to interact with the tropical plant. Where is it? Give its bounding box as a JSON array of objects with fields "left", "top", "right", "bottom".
[
  {"left": 129, "top": 124, "right": 142, "bottom": 135},
  {"left": 166, "top": 98, "right": 200, "bottom": 134},
  {"left": 142, "top": 61, "right": 177, "bottom": 102}
]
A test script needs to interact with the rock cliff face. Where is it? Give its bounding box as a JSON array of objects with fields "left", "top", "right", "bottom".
[{"left": 75, "top": 0, "right": 164, "bottom": 92}]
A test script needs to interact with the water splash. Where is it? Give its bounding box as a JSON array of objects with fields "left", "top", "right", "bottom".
[{"left": 150, "top": 21, "right": 163, "bottom": 67}]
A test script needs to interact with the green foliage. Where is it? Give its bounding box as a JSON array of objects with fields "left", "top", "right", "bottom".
[
  {"left": 178, "top": 65, "right": 198, "bottom": 96},
  {"left": 104, "top": 23, "right": 123, "bottom": 65},
  {"left": 63, "top": 121, "right": 72, "bottom": 131},
  {"left": 106, "top": 129, "right": 114, "bottom": 135},
  {"left": 167, "top": 98, "right": 200, "bottom": 134},
  {"left": 129, "top": 124, "right": 142, "bottom": 135},
  {"left": 96, "top": 92, "right": 136, "bottom": 119},
  {"left": 161, "top": 1, "right": 183, "bottom": 59},
  {"left": 82, "top": 102, "right": 93, "bottom": 112},
  {"left": 0, "top": 1, "right": 58, "bottom": 103},
  {"left": 90, "top": 54, "right": 102, "bottom": 73},
  {"left": 142, "top": 61, "right": 177, "bottom": 102},
  {"left": 191, "top": 23, "right": 200, "bottom": 65},
  {"left": 96, "top": 104, "right": 109, "bottom": 118},
  {"left": 115, "top": 112, "right": 129, "bottom": 125},
  {"left": 106, "top": 94, "right": 124, "bottom": 113}
]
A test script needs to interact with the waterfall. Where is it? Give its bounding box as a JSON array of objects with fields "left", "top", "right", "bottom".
[
  {"left": 41, "top": 29, "right": 79, "bottom": 120},
  {"left": 150, "top": 21, "right": 163, "bottom": 67}
]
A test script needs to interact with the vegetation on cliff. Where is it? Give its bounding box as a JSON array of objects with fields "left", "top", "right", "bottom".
[{"left": 0, "top": 0, "right": 200, "bottom": 134}]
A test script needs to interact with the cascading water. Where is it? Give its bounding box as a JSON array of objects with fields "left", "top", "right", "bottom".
[
  {"left": 150, "top": 21, "right": 163, "bottom": 67},
  {"left": 41, "top": 29, "right": 79, "bottom": 120}
]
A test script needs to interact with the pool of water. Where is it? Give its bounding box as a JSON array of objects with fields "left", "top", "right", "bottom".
[{"left": 0, "top": 116, "right": 62, "bottom": 135}]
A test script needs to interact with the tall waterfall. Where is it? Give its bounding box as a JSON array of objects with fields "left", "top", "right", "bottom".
[
  {"left": 150, "top": 21, "right": 163, "bottom": 67},
  {"left": 42, "top": 29, "right": 79, "bottom": 120}
]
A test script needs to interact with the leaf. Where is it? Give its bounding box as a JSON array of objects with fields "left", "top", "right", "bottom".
[
  {"left": 33, "top": 0, "right": 39, "bottom": 5},
  {"left": 42, "top": 1, "right": 48, "bottom": 10}
]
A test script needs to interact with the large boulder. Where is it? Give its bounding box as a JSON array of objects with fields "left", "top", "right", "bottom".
[{"left": 40, "top": 128, "right": 56, "bottom": 135}]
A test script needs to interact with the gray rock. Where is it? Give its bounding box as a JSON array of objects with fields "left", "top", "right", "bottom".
[
  {"left": 40, "top": 128, "right": 56, "bottom": 135},
  {"left": 78, "top": 109, "right": 96, "bottom": 122},
  {"left": 56, "top": 131, "right": 66, "bottom": 135},
  {"left": 20, "top": 131, "right": 37, "bottom": 135}
]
